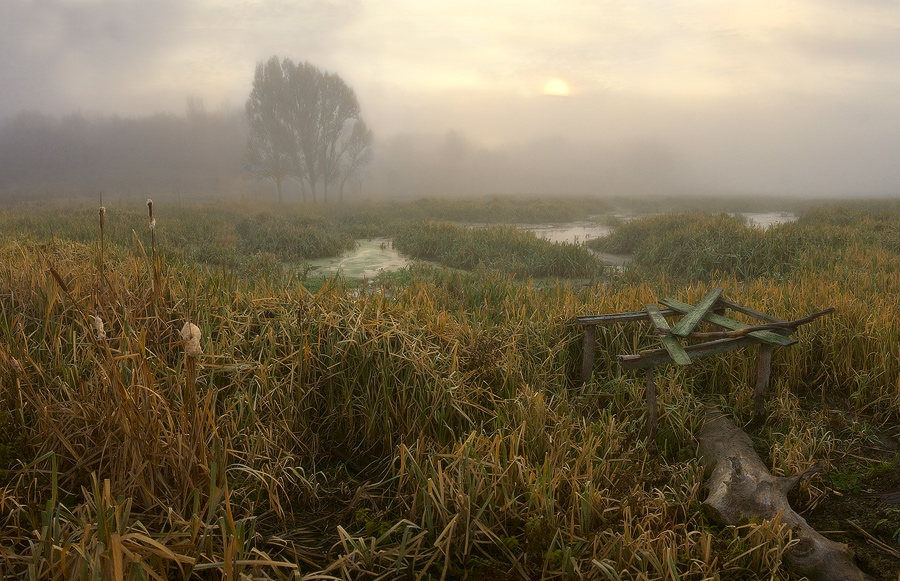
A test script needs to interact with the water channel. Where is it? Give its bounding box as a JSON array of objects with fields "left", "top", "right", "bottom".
[{"left": 305, "top": 212, "right": 798, "bottom": 279}]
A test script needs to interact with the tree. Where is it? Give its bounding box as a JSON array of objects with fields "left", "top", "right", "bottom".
[
  {"left": 337, "top": 119, "right": 374, "bottom": 202},
  {"left": 283, "top": 60, "right": 319, "bottom": 200},
  {"left": 246, "top": 56, "right": 369, "bottom": 203},
  {"left": 316, "top": 71, "right": 361, "bottom": 202},
  {"left": 245, "top": 57, "right": 296, "bottom": 204}
]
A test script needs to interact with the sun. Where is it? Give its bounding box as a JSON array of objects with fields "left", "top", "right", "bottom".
[{"left": 542, "top": 78, "right": 570, "bottom": 96}]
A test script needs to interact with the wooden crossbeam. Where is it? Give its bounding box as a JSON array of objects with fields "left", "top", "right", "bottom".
[
  {"left": 645, "top": 304, "right": 691, "bottom": 366},
  {"left": 575, "top": 308, "right": 678, "bottom": 326},
  {"left": 715, "top": 296, "right": 786, "bottom": 324},
  {"left": 618, "top": 335, "right": 766, "bottom": 370},
  {"left": 660, "top": 298, "right": 797, "bottom": 347},
  {"left": 670, "top": 287, "right": 723, "bottom": 337}
]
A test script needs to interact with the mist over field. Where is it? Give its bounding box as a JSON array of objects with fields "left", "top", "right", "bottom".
[
  {"left": 7, "top": 4, "right": 900, "bottom": 579},
  {"left": 0, "top": 107, "right": 696, "bottom": 202},
  {"left": 1, "top": 104, "right": 896, "bottom": 203},
  {"left": 3, "top": 1, "right": 900, "bottom": 202}
]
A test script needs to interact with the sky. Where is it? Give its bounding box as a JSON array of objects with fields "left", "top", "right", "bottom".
[{"left": 3, "top": 0, "right": 900, "bottom": 196}]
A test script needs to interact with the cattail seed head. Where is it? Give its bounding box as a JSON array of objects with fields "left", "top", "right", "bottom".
[
  {"left": 147, "top": 199, "right": 155, "bottom": 230},
  {"left": 48, "top": 266, "right": 69, "bottom": 293},
  {"left": 93, "top": 314, "right": 106, "bottom": 341},
  {"left": 99, "top": 206, "right": 105, "bottom": 229},
  {"left": 180, "top": 321, "right": 202, "bottom": 358}
]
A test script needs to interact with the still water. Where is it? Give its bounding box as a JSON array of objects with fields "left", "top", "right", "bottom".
[
  {"left": 522, "top": 212, "right": 796, "bottom": 244},
  {"left": 305, "top": 213, "right": 798, "bottom": 279},
  {"left": 306, "top": 238, "right": 409, "bottom": 279}
]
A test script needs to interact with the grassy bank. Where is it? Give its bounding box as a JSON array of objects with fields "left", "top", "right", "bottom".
[
  {"left": 0, "top": 199, "right": 899, "bottom": 579},
  {"left": 393, "top": 221, "right": 603, "bottom": 278}
]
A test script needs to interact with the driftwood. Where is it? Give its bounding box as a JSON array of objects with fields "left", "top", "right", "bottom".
[
  {"left": 682, "top": 308, "right": 836, "bottom": 340},
  {"left": 698, "top": 409, "right": 868, "bottom": 581}
]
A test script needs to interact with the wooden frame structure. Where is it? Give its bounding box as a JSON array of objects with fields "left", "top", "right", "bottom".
[{"left": 576, "top": 288, "right": 833, "bottom": 440}]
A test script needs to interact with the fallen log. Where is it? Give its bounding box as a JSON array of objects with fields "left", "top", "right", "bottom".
[{"left": 698, "top": 408, "right": 868, "bottom": 581}]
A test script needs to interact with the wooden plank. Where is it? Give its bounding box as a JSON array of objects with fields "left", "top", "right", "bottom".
[
  {"left": 685, "top": 308, "right": 833, "bottom": 340},
  {"left": 645, "top": 368, "right": 658, "bottom": 446},
  {"left": 715, "top": 296, "right": 787, "bottom": 324},
  {"left": 645, "top": 304, "right": 691, "bottom": 366},
  {"left": 617, "top": 335, "right": 786, "bottom": 370},
  {"left": 753, "top": 344, "right": 774, "bottom": 423},
  {"left": 670, "top": 287, "right": 724, "bottom": 337},
  {"left": 581, "top": 325, "right": 596, "bottom": 385},
  {"left": 660, "top": 297, "right": 796, "bottom": 347},
  {"left": 575, "top": 308, "right": 679, "bottom": 326}
]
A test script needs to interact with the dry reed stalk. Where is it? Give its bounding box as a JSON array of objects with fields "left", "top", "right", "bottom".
[
  {"left": 6, "top": 203, "right": 900, "bottom": 579},
  {"left": 180, "top": 319, "right": 211, "bottom": 480},
  {"left": 147, "top": 199, "right": 161, "bottom": 304},
  {"left": 98, "top": 204, "right": 105, "bottom": 279}
]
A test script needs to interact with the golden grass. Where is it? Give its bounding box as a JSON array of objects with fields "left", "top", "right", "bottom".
[{"left": 0, "top": 201, "right": 898, "bottom": 579}]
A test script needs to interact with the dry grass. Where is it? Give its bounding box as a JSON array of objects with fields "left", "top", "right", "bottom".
[{"left": 1, "top": 201, "right": 898, "bottom": 579}]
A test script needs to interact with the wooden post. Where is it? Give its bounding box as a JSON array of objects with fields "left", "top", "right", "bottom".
[
  {"left": 581, "top": 324, "right": 596, "bottom": 385},
  {"left": 753, "top": 344, "right": 774, "bottom": 424},
  {"left": 646, "top": 367, "right": 658, "bottom": 446}
]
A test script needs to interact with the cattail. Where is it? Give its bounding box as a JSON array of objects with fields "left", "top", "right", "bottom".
[
  {"left": 180, "top": 321, "right": 202, "bottom": 358},
  {"left": 48, "top": 266, "right": 69, "bottom": 293},
  {"left": 147, "top": 198, "right": 160, "bottom": 301},
  {"left": 10, "top": 357, "right": 24, "bottom": 377},
  {"left": 93, "top": 314, "right": 106, "bottom": 341},
  {"left": 98, "top": 206, "right": 106, "bottom": 274}
]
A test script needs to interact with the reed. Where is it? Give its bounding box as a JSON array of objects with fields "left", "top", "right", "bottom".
[{"left": 0, "top": 199, "right": 898, "bottom": 579}]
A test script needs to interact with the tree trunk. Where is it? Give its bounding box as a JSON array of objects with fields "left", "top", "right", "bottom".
[
  {"left": 698, "top": 408, "right": 868, "bottom": 581},
  {"left": 275, "top": 177, "right": 283, "bottom": 204}
]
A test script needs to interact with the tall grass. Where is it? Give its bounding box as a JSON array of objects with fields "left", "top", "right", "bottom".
[
  {"left": 0, "top": 200, "right": 898, "bottom": 579},
  {"left": 394, "top": 221, "right": 603, "bottom": 278},
  {"left": 587, "top": 210, "right": 882, "bottom": 283}
]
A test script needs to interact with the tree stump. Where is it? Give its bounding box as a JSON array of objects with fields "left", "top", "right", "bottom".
[{"left": 698, "top": 408, "right": 868, "bottom": 581}]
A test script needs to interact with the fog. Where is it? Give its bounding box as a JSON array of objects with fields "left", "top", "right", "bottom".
[{"left": 2, "top": 1, "right": 900, "bottom": 201}]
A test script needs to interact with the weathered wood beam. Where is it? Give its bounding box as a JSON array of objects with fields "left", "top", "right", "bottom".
[
  {"left": 660, "top": 298, "right": 796, "bottom": 347},
  {"left": 715, "top": 296, "right": 787, "bottom": 324},
  {"left": 581, "top": 324, "right": 596, "bottom": 385},
  {"left": 618, "top": 335, "right": 777, "bottom": 370},
  {"left": 645, "top": 367, "right": 658, "bottom": 445},
  {"left": 698, "top": 409, "right": 868, "bottom": 581},
  {"left": 753, "top": 344, "right": 774, "bottom": 423},
  {"left": 575, "top": 308, "right": 679, "bottom": 326},
  {"left": 645, "top": 304, "right": 691, "bottom": 366},
  {"left": 670, "top": 287, "right": 723, "bottom": 337},
  {"left": 687, "top": 308, "right": 834, "bottom": 340}
]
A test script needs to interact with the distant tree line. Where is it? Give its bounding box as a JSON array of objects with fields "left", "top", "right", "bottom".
[
  {"left": 245, "top": 56, "right": 373, "bottom": 204},
  {"left": 0, "top": 56, "right": 689, "bottom": 203},
  {"left": 0, "top": 102, "right": 246, "bottom": 201},
  {"left": 0, "top": 56, "right": 375, "bottom": 205}
]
